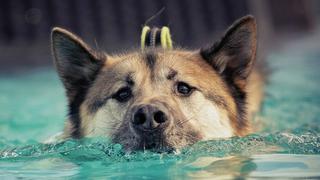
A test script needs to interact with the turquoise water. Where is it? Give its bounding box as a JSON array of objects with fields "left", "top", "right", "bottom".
[{"left": 1, "top": 45, "right": 320, "bottom": 179}]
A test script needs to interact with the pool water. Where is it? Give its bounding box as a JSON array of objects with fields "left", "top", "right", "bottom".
[{"left": 1, "top": 42, "right": 320, "bottom": 179}]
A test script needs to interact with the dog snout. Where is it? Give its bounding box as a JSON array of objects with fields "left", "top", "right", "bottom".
[{"left": 131, "top": 104, "right": 169, "bottom": 131}]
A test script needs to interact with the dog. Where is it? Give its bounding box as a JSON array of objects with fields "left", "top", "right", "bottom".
[{"left": 50, "top": 15, "right": 264, "bottom": 151}]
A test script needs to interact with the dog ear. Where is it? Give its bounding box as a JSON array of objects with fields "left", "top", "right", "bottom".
[
  {"left": 200, "top": 15, "right": 257, "bottom": 90},
  {"left": 51, "top": 27, "right": 105, "bottom": 100}
]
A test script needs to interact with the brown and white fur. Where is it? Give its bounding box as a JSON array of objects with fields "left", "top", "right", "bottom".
[{"left": 51, "top": 15, "right": 264, "bottom": 151}]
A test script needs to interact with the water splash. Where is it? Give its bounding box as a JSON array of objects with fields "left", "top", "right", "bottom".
[{"left": 1, "top": 126, "right": 319, "bottom": 162}]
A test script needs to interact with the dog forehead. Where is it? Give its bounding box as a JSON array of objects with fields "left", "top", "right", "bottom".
[{"left": 97, "top": 49, "right": 223, "bottom": 88}]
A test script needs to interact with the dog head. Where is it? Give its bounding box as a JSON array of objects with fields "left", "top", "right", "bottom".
[{"left": 51, "top": 15, "right": 257, "bottom": 151}]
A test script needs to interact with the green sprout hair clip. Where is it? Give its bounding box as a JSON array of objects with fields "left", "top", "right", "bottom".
[{"left": 141, "top": 26, "right": 173, "bottom": 50}]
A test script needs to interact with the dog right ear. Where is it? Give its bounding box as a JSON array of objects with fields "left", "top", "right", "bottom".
[
  {"left": 51, "top": 27, "right": 105, "bottom": 100},
  {"left": 200, "top": 15, "right": 257, "bottom": 91}
]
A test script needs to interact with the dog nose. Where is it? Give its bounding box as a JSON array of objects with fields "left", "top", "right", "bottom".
[{"left": 132, "top": 105, "right": 168, "bottom": 130}]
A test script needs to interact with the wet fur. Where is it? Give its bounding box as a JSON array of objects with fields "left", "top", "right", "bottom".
[{"left": 51, "top": 15, "right": 264, "bottom": 151}]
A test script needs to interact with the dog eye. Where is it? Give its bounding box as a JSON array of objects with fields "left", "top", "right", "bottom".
[
  {"left": 113, "top": 87, "right": 132, "bottom": 102},
  {"left": 176, "top": 82, "right": 194, "bottom": 96}
]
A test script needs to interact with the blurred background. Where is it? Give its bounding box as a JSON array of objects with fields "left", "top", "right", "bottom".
[
  {"left": 0, "top": 0, "right": 320, "bottom": 71},
  {"left": 0, "top": 0, "right": 319, "bottom": 71}
]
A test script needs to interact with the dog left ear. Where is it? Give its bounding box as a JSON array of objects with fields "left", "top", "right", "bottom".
[
  {"left": 51, "top": 27, "right": 105, "bottom": 101},
  {"left": 200, "top": 15, "right": 257, "bottom": 90}
]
